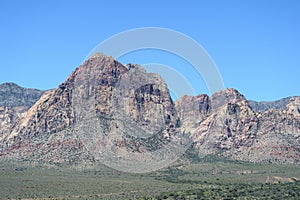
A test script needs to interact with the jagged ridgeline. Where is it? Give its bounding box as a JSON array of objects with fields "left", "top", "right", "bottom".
[{"left": 0, "top": 53, "right": 300, "bottom": 168}]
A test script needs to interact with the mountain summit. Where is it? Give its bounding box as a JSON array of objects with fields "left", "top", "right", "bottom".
[
  {"left": 0, "top": 53, "right": 184, "bottom": 172},
  {"left": 0, "top": 53, "right": 300, "bottom": 168}
]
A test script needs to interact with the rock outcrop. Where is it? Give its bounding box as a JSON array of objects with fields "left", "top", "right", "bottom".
[
  {"left": 176, "top": 89, "right": 300, "bottom": 164},
  {"left": 0, "top": 83, "right": 44, "bottom": 140},
  {"left": 0, "top": 106, "right": 27, "bottom": 138}
]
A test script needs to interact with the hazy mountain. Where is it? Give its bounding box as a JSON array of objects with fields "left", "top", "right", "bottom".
[
  {"left": 248, "top": 97, "right": 297, "bottom": 112},
  {"left": 0, "top": 82, "right": 44, "bottom": 108}
]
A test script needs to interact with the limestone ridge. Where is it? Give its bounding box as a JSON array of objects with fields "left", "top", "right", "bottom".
[{"left": 0, "top": 53, "right": 299, "bottom": 165}]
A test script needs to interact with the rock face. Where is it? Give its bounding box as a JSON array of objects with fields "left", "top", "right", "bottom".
[
  {"left": 176, "top": 89, "right": 258, "bottom": 156},
  {"left": 0, "top": 53, "right": 299, "bottom": 165},
  {"left": 0, "top": 83, "right": 44, "bottom": 139},
  {"left": 0, "top": 106, "right": 27, "bottom": 138},
  {"left": 248, "top": 97, "right": 300, "bottom": 163},
  {"left": 176, "top": 89, "right": 300, "bottom": 164}
]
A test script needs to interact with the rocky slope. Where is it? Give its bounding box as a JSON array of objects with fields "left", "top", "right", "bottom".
[
  {"left": 0, "top": 83, "right": 44, "bottom": 139},
  {"left": 0, "top": 106, "right": 27, "bottom": 138},
  {"left": 176, "top": 90, "right": 300, "bottom": 164},
  {"left": 0, "top": 53, "right": 299, "bottom": 166}
]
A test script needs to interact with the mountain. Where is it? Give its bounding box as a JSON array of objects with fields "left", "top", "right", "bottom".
[
  {"left": 0, "top": 53, "right": 183, "bottom": 172},
  {"left": 176, "top": 90, "right": 300, "bottom": 164},
  {"left": 0, "top": 53, "right": 299, "bottom": 167},
  {"left": 0, "top": 82, "right": 44, "bottom": 107},
  {"left": 249, "top": 97, "right": 295, "bottom": 112},
  {"left": 0, "top": 83, "right": 44, "bottom": 140}
]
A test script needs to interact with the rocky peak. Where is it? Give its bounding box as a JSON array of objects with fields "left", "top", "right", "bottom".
[
  {"left": 66, "top": 53, "right": 127, "bottom": 87},
  {"left": 210, "top": 88, "right": 246, "bottom": 110},
  {"left": 0, "top": 53, "right": 180, "bottom": 167},
  {"left": 175, "top": 89, "right": 248, "bottom": 131},
  {"left": 176, "top": 89, "right": 258, "bottom": 156},
  {"left": 175, "top": 88, "right": 300, "bottom": 164},
  {"left": 286, "top": 97, "right": 300, "bottom": 116},
  {"left": 7, "top": 53, "right": 129, "bottom": 138},
  {"left": 176, "top": 94, "right": 210, "bottom": 114},
  {"left": 175, "top": 94, "right": 210, "bottom": 132}
]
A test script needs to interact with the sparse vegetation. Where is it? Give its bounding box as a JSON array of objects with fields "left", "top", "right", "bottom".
[
  {"left": 0, "top": 158, "right": 299, "bottom": 199},
  {"left": 150, "top": 181, "right": 300, "bottom": 200}
]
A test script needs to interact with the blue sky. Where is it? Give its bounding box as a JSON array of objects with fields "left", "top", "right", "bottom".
[{"left": 0, "top": 0, "right": 299, "bottom": 101}]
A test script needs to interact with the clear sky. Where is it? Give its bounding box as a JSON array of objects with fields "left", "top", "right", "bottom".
[{"left": 0, "top": 0, "right": 299, "bottom": 101}]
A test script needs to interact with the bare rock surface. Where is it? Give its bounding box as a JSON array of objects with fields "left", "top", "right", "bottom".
[{"left": 176, "top": 89, "right": 300, "bottom": 164}]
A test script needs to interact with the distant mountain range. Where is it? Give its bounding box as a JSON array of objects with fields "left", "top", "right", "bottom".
[
  {"left": 248, "top": 98, "right": 296, "bottom": 112},
  {"left": 0, "top": 82, "right": 44, "bottom": 107},
  {"left": 0, "top": 53, "right": 299, "bottom": 166}
]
